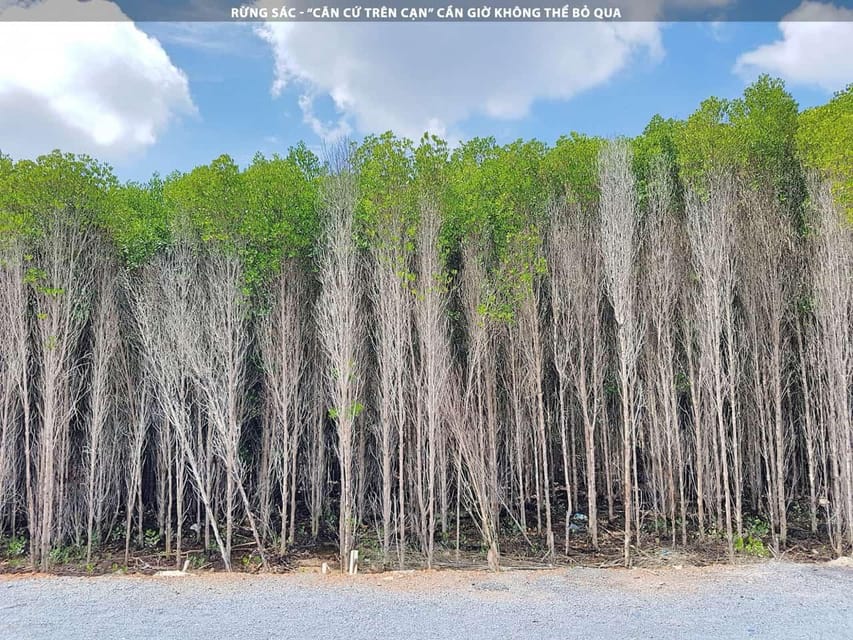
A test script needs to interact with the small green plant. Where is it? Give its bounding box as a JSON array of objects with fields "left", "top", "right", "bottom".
[
  {"left": 734, "top": 517, "right": 770, "bottom": 557},
  {"left": 745, "top": 516, "right": 770, "bottom": 539},
  {"left": 109, "top": 525, "right": 126, "bottom": 543},
  {"left": 734, "top": 535, "right": 768, "bottom": 557},
  {"left": 4, "top": 535, "right": 26, "bottom": 557},
  {"left": 143, "top": 528, "right": 161, "bottom": 549},
  {"left": 85, "top": 562, "right": 96, "bottom": 574},
  {"left": 706, "top": 525, "right": 725, "bottom": 541},
  {"left": 240, "top": 553, "right": 261, "bottom": 569},
  {"left": 49, "top": 545, "right": 83, "bottom": 565},
  {"left": 322, "top": 506, "right": 337, "bottom": 534},
  {"left": 48, "top": 547, "right": 65, "bottom": 565}
]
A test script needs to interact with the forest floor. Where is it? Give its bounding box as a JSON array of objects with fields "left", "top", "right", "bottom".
[
  {"left": 0, "top": 511, "right": 843, "bottom": 576},
  {"left": 1, "top": 560, "right": 851, "bottom": 639},
  {"left": 0, "top": 533, "right": 838, "bottom": 576}
]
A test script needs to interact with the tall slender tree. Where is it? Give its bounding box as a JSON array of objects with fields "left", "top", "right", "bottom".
[
  {"left": 317, "top": 150, "right": 366, "bottom": 571},
  {"left": 599, "top": 139, "right": 642, "bottom": 566}
]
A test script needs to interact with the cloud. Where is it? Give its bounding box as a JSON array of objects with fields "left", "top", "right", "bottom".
[
  {"left": 734, "top": 1, "right": 853, "bottom": 92},
  {"left": 143, "top": 22, "right": 256, "bottom": 55},
  {"left": 0, "top": 0, "right": 195, "bottom": 160},
  {"left": 707, "top": 21, "right": 730, "bottom": 43},
  {"left": 255, "top": 21, "right": 662, "bottom": 142}
]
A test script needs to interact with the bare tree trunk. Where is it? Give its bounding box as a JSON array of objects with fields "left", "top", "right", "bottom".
[
  {"left": 316, "top": 151, "right": 365, "bottom": 571},
  {"left": 131, "top": 240, "right": 232, "bottom": 571},
  {"left": 640, "top": 156, "right": 686, "bottom": 546},
  {"left": 30, "top": 212, "right": 95, "bottom": 569},
  {"left": 454, "top": 243, "right": 502, "bottom": 571},
  {"left": 413, "top": 196, "right": 453, "bottom": 568},
  {"left": 192, "top": 250, "right": 267, "bottom": 566},
  {"left": 0, "top": 242, "right": 27, "bottom": 544},
  {"left": 258, "top": 259, "right": 308, "bottom": 554},
  {"left": 599, "top": 140, "right": 641, "bottom": 566},
  {"left": 551, "top": 208, "right": 607, "bottom": 551},
  {"left": 807, "top": 175, "right": 852, "bottom": 552},
  {"left": 306, "top": 354, "right": 327, "bottom": 542},
  {"left": 795, "top": 314, "right": 819, "bottom": 534},
  {"left": 371, "top": 211, "right": 412, "bottom": 566},
  {"left": 86, "top": 254, "right": 121, "bottom": 563},
  {"left": 122, "top": 358, "right": 150, "bottom": 564},
  {"left": 739, "top": 186, "right": 795, "bottom": 548},
  {"left": 686, "top": 173, "right": 737, "bottom": 558},
  {"left": 515, "top": 249, "right": 554, "bottom": 559}
]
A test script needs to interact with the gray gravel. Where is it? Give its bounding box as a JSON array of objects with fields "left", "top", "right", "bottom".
[{"left": 1, "top": 561, "right": 851, "bottom": 639}]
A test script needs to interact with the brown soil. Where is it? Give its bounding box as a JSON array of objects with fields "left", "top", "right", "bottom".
[{"left": 0, "top": 517, "right": 837, "bottom": 578}]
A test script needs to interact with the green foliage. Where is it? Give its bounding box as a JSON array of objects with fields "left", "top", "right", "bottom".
[
  {"left": 161, "top": 146, "right": 321, "bottom": 291},
  {"left": 674, "top": 95, "right": 735, "bottom": 187},
  {"left": 797, "top": 84, "right": 853, "bottom": 219},
  {"left": 632, "top": 115, "right": 681, "bottom": 207},
  {"left": 445, "top": 137, "right": 546, "bottom": 260},
  {"left": 674, "top": 76, "right": 807, "bottom": 221},
  {"left": 0, "top": 150, "right": 117, "bottom": 239},
  {"left": 414, "top": 133, "right": 450, "bottom": 202},
  {"left": 734, "top": 517, "right": 770, "bottom": 557},
  {"left": 109, "top": 525, "right": 125, "bottom": 544},
  {"left": 729, "top": 75, "right": 804, "bottom": 217},
  {"left": 481, "top": 225, "right": 545, "bottom": 323},
  {"left": 2, "top": 535, "right": 26, "bottom": 557},
  {"left": 328, "top": 401, "right": 365, "bottom": 421},
  {"left": 674, "top": 370, "right": 691, "bottom": 394},
  {"left": 0, "top": 153, "right": 15, "bottom": 237},
  {"left": 242, "top": 145, "right": 321, "bottom": 263},
  {"left": 643, "top": 516, "right": 669, "bottom": 535},
  {"left": 48, "top": 544, "right": 85, "bottom": 566},
  {"left": 143, "top": 528, "right": 161, "bottom": 549},
  {"left": 729, "top": 75, "right": 799, "bottom": 179},
  {"left": 443, "top": 138, "right": 548, "bottom": 324},
  {"left": 0, "top": 74, "right": 844, "bottom": 315},
  {"left": 541, "top": 131, "right": 604, "bottom": 210},
  {"left": 165, "top": 154, "right": 245, "bottom": 243},
  {"left": 106, "top": 176, "right": 170, "bottom": 267},
  {"left": 443, "top": 136, "right": 498, "bottom": 254},
  {"left": 240, "top": 553, "right": 262, "bottom": 568},
  {"left": 354, "top": 131, "right": 416, "bottom": 241}
]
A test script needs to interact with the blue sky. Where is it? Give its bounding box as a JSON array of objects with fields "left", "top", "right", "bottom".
[{"left": 0, "top": 1, "right": 851, "bottom": 183}]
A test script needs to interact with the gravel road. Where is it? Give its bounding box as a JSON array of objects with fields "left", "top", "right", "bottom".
[{"left": 1, "top": 561, "right": 851, "bottom": 639}]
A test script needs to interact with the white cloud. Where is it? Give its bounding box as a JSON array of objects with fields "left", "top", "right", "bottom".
[
  {"left": 734, "top": 1, "right": 853, "bottom": 92},
  {"left": 255, "top": 21, "right": 662, "bottom": 142},
  {"left": 0, "top": 0, "right": 195, "bottom": 160},
  {"left": 708, "top": 21, "right": 730, "bottom": 43},
  {"left": 144, "top": 22, "right": 256, "bottom": 55}
]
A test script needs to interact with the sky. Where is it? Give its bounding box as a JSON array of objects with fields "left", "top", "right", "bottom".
[{"left": 0, "top": 0, "right": 851, "bottom": 182}]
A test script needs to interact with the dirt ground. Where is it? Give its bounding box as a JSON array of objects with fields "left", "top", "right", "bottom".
[{"left": 0, "top": 504, "right": 841, "bottom": 576}]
